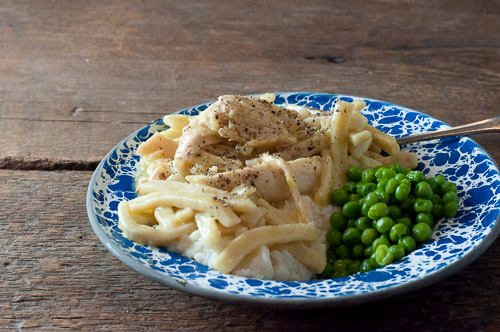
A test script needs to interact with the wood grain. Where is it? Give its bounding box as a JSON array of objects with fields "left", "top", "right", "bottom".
[
  {"left": 0, "top": 0, "right": 498, "bottom": 163},
  {"left": 1, "top": 170, "right": 499, "bottom": 330}
]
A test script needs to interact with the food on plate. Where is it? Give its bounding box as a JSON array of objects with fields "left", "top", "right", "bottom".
[
  {"left": 322, "top": 164, "right": 459, "bottom": 279},
  {"left": 117, "top": 94, "right": 418, "bottom": 281}
]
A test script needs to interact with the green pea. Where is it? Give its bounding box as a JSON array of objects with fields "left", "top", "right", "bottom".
[
  {"left": 347, "top": 218, "right": 357, "bottom": 228},
  {"left": 329, "top": 211, "right": 347, "bottom": 230},
  {"left": 343, "top": 181, "right": 357, "bottom": 193},
  {"left": 367, "top": 202, "right": 389, "bottom": 220},
  {"left": 364, "top": 192, "right": 379, "bottom": 207},
  {"left": 375, "top": 217, "right": 394, "bottom": 234},
  {"left": 381, "top": 168, "right": 396, "bottom": 179},
  {"left": 369, "top": 252, "right": 381, "bottom": 268},
  {"left": 389, "top": 223, "right": 410, "bottom": 242},
  {"left": 371, "top": 237, "right": 390, "bottom": 252},
  {"left": 398, "top": 235, "right": 417, "bottom": 254},
  {"left": 395, "top": 173, "right": 406, "bottom": 182},
  {"left": 390, "top": 163, "right": 404, "bottom": 174},
  {"left": 333, "top": 259, "right": 350, "bottom": 271},
  {"left": 375, "top": 244, "right": 394, "bottom": 266},
  {"left": 377, "top": 179, "right": 389, "bottom": 191},
  {"left": 360, "top": 202, "right": 370, "bottom": 217},
  {"left": 440, "top": 181, "right": 457, "bottom": 193},
  {"left": 335, "top": 244, "right": 351, "bottom": 259},
  {"left": 414, "top": 198, "right": 433, "bottom": 213},
  {"left": 442, "top": 191, "right": 459, "bottom": 203},
  {"left": 331, "top": 188, "right": 348, "bottom": 206},
  {"left": 374, "top": 167, "right": 388, "bottom": 180},
  {"left": 355, "top": 217, "right": 372, "bottom": 231},
  {"left": 415, "top": 181, "right": 433, "bottom": 200},
  {"left": 389, "top": 244, "right": 406, "bottom": 261},
  {"left": 352, "top": 244, "right": 365, "bottom": 260},
  {"left": 416, "top": 213, "right": 434, "bottom": 227},
  {"left": 412, "top": 223, "right": 433, "bottom": 243},
  {"left": 385, "top": 178, "right": 399, "bottom": 195},
  {"left": 362, "top": 168, "right": 376, "bottom": 183},
  {"left": 432, "top": 203, "right": 444, "bottom": 220},
  {"left": 342, "top": 201, "right": 361, "bottom": 219},
  {"left": 326, "top": 229, "right": 343, "bottom": 246},
  {"left": 395, "top": 217, "right": 413, "bottom": 229},
  {"left": 364, "top": 245, "right": 373, "bottom": 258},
  {"left": 347, "top": 166, "right": 363, "bottom": 182},
  {"left": 444, "top": 201, "right": 459, "bottom": 218},
  {"left": 406, "top": 170, "right": 426, "bottom": 183},
  {"left": 375, "top": 167, "right": 396, "bottom": 180},
  {"left": 333, "top": 270, "right": 350, "bottom": 278},
  {"left": 395, "top": 183, "right": 411, "bottom": 201},
  {"left": 361, "top": 228, "right": 378, "bottom": 246},
  {"left": 348, "top": 193, "right": 360, "bottom": 202},
  {"left": 374, "top": 189, "right": 390, "bottom": 204},
  {"left": 434, "top": 174, "right": 446, "bottom": 186},
  {"left": 426, "top": 177, "right": 438, "bottom": 192},
  {"left": 321, "top": 262, "right": 334, "bottom": 278},
  {"left": 347, "top": 260, "right": 362, "bottom": 275},
  {"left": 359, "top": 259, "right": 374, "bottom": 273},
  {"left": 342, "top": 227, "right": 362, "bottom": 246},
  {"left": 400, "top": 178, "right": 412, "bottom": 188},
  {"left": 388, "top": 205, "right": 403, "bottom": 219},
  {"left": 356, "top": 182, "right": 377, "bottom": 197}
]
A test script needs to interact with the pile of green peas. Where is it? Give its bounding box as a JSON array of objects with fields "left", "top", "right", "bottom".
[{"left": 321, "top": 163, "right": 459, "bottom": 279}]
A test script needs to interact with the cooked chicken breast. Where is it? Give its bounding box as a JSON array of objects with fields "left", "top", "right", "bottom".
[{"left": 186, "top": 157, "right": 322, "bottom": 202}]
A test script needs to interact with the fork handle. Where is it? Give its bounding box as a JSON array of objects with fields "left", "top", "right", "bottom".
[{"left": 396, "top": 115, "right": 500, "bottom": 145}]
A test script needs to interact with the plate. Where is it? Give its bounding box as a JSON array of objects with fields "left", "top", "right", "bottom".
[{"left": 86, "top": 92, "right": 500, "bottom": 308}]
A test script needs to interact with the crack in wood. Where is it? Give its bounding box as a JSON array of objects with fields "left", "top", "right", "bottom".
[
  {"left": 304, "top": 55, "right": 346, "bottom": 63},
  {"left": 0, "top": 156, "right": 100, "bottom": 171}
]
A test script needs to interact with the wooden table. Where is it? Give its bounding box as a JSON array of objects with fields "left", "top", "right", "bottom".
[{"left": 2, "top": 1, "right": 499, "bottom": 330}]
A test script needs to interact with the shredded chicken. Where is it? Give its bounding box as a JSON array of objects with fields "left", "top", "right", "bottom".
[{"left": 171, "top": 95, "right": 329, "bottom": 178}]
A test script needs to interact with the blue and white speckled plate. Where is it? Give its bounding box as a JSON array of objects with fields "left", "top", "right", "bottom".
[{"left": 86, "top": 92, "right": 500, "bottom": 308}]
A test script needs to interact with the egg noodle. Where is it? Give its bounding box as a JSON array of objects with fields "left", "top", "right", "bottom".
[{"left": 117, "top": 94, "right": 417, "bottom": 280}]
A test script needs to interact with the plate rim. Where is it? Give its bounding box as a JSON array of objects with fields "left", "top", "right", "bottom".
[{"left": 86, "top": 92, "right": 500, "bottom": 308}]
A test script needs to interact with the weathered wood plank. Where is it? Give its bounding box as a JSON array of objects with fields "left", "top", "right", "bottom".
[
  {"left": 0, "top": 0, "right": 499, "bottom": 163},
  {"left": 1, "top": 169, "right": 499, "bottom": 330}
]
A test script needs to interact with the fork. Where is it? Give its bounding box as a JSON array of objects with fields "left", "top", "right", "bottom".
[{"left": 396, "top": 115, "right": 500, "bottom": 145}]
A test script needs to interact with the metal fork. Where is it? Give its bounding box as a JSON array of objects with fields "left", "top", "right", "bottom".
[{"left": 396, "top": 115, "right": 500, "bottom": 145}]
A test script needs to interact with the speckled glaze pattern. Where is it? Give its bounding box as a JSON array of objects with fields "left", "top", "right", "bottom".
[{"left": 87, "top": 92, "right": 500, "bottom": 307}]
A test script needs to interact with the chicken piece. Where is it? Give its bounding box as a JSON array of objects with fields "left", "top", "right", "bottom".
[
  {"left": 174, "top": 116, "right": 222, "bottom": 176},
  {"left": 174, "top": 95, "right": 307, "bottom": 176},
  {"left": 202, "top": 95, "right": 298, "bottom": 150},
  {"left": 273, "top": 131, "right": 330, "bottom": 160},
  {"left": 188, "top": 151, "right": 244, "bottom": 175},
  {"left": 186, "top": 157, "right": 322, "bottom": 203},
  {"left": 148, "top": 160, "right": 176, "bottom": 180}
]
